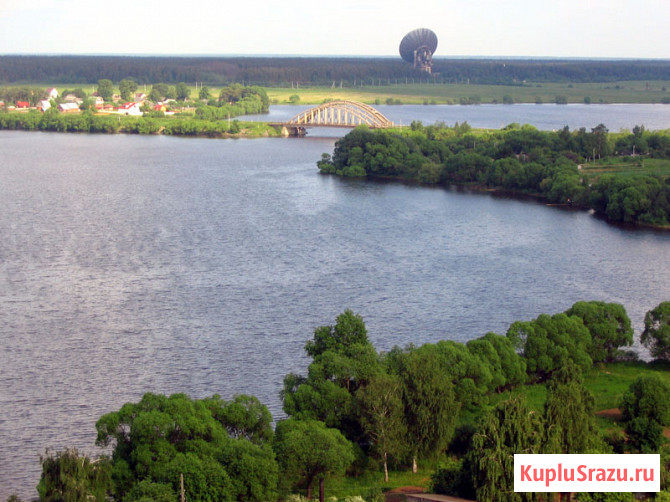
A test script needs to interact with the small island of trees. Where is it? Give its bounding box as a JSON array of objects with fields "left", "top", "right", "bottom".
[
  {"left": 317, "top": 123, "right": 670, "bottom": 228},
  {"left": 11, "top": 300, "right": 670, "bottom": 502}
]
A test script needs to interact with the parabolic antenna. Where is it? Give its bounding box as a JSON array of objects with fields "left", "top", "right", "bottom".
[{"left": 399, "top": 28, "right": 438, "bottom": 73}]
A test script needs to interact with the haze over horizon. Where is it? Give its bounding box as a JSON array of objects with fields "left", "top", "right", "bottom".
[{"left": 1, "top": 0, "right": 668, "bottom": 59}]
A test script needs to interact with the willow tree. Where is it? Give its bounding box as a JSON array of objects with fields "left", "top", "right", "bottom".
[
  {"left": 543, "top": 364, "right": 600, "bottom": 454},
  {"left": 468, "top": 396, "right": 544, "bottom": 502},
  {"left": 565, "top": 301, "right": 633, "bottom": 362}
]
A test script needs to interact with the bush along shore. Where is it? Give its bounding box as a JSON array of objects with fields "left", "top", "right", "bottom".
[
  {"left": 15, "top": 301, "right": 670, "bottom": 502},
  {"left": 0, "top": 109, "right": 281, "bottom": 138},
  {"left": 317, "top": 122, "right": 670, "bottom": 228}
]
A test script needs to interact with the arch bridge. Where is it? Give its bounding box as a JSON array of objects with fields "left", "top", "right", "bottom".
[{"left": 277, "top": 100, "right": 394, "bottom": 136}]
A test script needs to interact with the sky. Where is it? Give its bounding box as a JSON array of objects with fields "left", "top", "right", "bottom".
[{"left": 0, "top": 0, "right": 668, "bottom": 58}]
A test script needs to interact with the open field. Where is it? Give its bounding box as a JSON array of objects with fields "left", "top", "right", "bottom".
[
  {"left": 265, "top": 81, "right": 670, "bottom": 105},
  {"left": 17, "top": 81, "right": 670, "bottom": 105},
  {"left": 580, "top": 157, "right": 670, "bottom": 179}
]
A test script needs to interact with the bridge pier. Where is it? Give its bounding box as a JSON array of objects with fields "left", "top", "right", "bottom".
[{"left": 281, "top": 125, "right": 307, "bottom": 137}]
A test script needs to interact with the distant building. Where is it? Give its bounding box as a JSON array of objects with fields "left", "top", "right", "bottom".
[
  {"left": 117, "top": 102, "right": 143, "bottom": 116},
  {"left": 16, "top": 101, "right": 30, "bottom": 109},
  {"left": 46, "top": 88, "right": 58, "bottom": 99},
  {"left": 37, "top": 100, "right": 51, "bottom": 112},
  {"left": 58, "top": 103, "right": 80, "bottom": 113},
  {"left": 91, "top": 96, "right": 104, "bottom": 109},
  {"left": 63, "top": 94, "right": 84, "bottom": 105},
  {"left": 134, "top": 93, "right": 147, "bottom": 103}
]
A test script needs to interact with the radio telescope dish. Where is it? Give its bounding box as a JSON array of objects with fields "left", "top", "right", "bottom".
[{"left": 399, "top": 28, "right": 438, "bottom": 73}]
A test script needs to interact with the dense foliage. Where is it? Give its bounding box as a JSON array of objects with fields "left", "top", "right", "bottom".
[
  {"left": 318, "top": 123, "right": 670, "bottom": 227},
  {"left": 33, "top": 301, "right": 670, "bottom": 502},
  {"left": 94, "top": 393, "right": 278, "bottom": 502},
  {"left": 641, "top": 301, "right": 670, "bottom": 360},
  {"left": 2, "top": 55, "right": 670, "bottom": 85}
]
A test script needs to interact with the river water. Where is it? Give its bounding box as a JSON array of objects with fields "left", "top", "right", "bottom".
[
  {"left": 1, "top": 104, "right": 670, "bottom": 499},
  {"left": 249, "top": 103, "right": 670, "bottom": 131}
]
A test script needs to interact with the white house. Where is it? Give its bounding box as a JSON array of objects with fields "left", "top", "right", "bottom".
[
  {"left": 46, "top": 88, "right": 58, "bottom": 99},
  {"left": 118, "top": 102, "right": 143, "bottom": 116},
  {"left": 37, "top": 100, "right": 51, "bottom": 112}
]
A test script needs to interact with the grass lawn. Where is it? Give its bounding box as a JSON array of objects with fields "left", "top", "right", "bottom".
[
  {"left": 580, "top": 157, "right": 670, "bottom": 180},
  {"left": 324, "top": 469, "right": 431, "bottom": 500},
  {"left": 265, "top": 81, "right": 670, "bottom": 105},
  {"left": 479, "top": 361, "right": 670, "bottom": 435}
]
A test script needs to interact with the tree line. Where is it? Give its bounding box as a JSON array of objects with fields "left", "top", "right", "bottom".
[
  {"left": 21, "top": 300, "right": 670, "bottom": 502},
  {"left": 317, "top": 122, "right": 670, "bottom": 227},
  {"left": 2, "top": 55, "right": 670, "bottom": 86}
]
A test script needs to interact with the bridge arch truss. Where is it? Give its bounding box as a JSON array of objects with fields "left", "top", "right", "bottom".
[{"left": 286, "top": 100, "right": 394, "bottom": 129}]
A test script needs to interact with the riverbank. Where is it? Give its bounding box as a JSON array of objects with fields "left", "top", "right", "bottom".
[{"left": 0, "top": 110, "right": 282, "bottom": 138}]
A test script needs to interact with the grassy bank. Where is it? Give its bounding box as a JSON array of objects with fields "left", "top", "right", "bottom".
[{"left": 319, "top": 361, "right": 670, "bottom": 501}]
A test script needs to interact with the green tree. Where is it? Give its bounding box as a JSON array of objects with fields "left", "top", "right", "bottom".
[
  {"left": 433, "top": 340, "right": 493, "bottom": 408},
  {"left": 543, "top": 364, "right": 600, "bottom": 454},
  {"left": 507, "top": 313, "right": 592, "bottom": 381},
  {"left": 620, "top": 375, "right": 670, "bottom": 452},
  {"left": 96, "top": 79, "right": 114, "bottom": 101},
  {"left": 468, "top": 396, "right": 543, "bottom": 502},
  {"left": 282, "top": 310, "right": 381, "bottom": 445},
  {"left": 118, "top": 79, "right": 138, "bottom": 101},
  {"left": 205, "top": 394, "right": 274, "bottom": 445},
  {"left": 388, "top": 346, "right": 460, "bottom": 472},
  {"left": 38, "top": 448, "right": 111, "bottom": 502},
  {"left": 356, "top": 373, "right": 407, "bottom": 482},
  {"left": 620, "top": 374, "right": 670, "bottom": 425},
  {"left": 175, "top": 82, "right": 190, "bottom": 101},
  {"left": 198, "top": 86, "right": 211, "bottom": 101},
  {"left": 149, "top": 83, "right": 170, "bottom": 102},
  {"left": 565, "top": 301, "right": 633, "bottom": 362},
  {"left": 95, "top": 392, "right": 277, "bottom": 502},
  {"left": 641, "top": 301, "right": 670, "bottom": 360},
  {"left": 273, "top": 419, "right": 354, "bottom": 501}
]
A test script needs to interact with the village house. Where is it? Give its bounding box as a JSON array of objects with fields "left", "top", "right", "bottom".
[
  {"left": 16, "top": 101, "right": 30, "bottom": 109},
  {"left": 117, "top": 102, "right": 143, "bottom": 116},
  {"left": 37, "top": 100, "right": 51, "bottom": 112},
  {"left": 90, "top": 96, "right": 104, "bottom": 109},
  {"left": 46, "top": 87, "right": 58, "bottom": 99},
  {"left": 58, "top": 103, "right": 80, "bottom": 113},
  {"left": 63, "top": 94, "right": 84, "bottom": 105},
  {"left": 134, "top": 93, "right": 147, "bottom": 103}
]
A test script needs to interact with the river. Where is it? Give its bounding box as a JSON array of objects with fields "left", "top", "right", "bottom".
[
  {"left": 1, "top": 104, "right": 670, "bottom": 499},
  {"left": 248, "top": 103, "right": 670, "bottom": 132}
]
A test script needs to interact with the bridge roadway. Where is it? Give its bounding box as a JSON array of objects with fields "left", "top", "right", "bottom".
[{"left": 271, "top": 100, "right": 394, "bottom": 136}]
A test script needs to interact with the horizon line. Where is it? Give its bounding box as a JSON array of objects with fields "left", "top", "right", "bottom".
[{"left": 1, "top": 53, "right": 669, "bottom": 61}]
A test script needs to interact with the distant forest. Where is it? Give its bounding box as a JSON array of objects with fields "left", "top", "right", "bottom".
[{"left": 1, "top": 55, "right": 669, "bottom": 86}]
